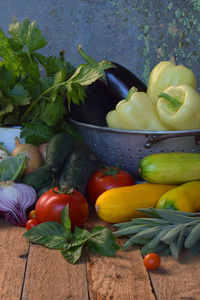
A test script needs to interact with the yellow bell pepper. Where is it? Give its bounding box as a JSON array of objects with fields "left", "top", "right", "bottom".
[
  {"left": 106, "top": 87, "right": 168, "bottom": 131},
  {"left": 156, "top": 84, "right": 200, "bottom": 130},
  {"left": 147, "top": 61, "right": 197, "bottom": 105},
  {"left": 156, "top": 181, "right": 200, "bottom": 212}
]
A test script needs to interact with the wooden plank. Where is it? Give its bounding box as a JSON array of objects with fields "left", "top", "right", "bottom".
[
  {"left": 0, "top": 218, "right": 28, "bottom": 300},
  {"left": 150, "top": 250, "right": 200, "bottom": 300},
  {"left": 21, "top": 243, "right": 89, "bottom": 300},
  {"left": 84, "top": 211, "right": 156, "bottom": 300}
]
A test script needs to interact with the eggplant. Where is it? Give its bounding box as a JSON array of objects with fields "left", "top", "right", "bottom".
[
  {"left": 69, "top": 80, "right": 114, "bottom": 126},
  {"left": 68, "top": 46, "right": 147, "bottom": 126}
]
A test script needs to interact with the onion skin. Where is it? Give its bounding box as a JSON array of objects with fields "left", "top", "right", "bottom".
[
  {"left": 38, "top": 143, "right": 47, "bottom": 163},
  {"left": 0, "top": 181, "right": 37, "bottom": 226},
  {"left": 11, "top": 137, "right": 43, "bottom": 176}
]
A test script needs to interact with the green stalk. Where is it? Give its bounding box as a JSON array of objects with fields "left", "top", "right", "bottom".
[
  {"left": 78, "top": 45, "right": 99, "bottom": 68},
  {"left": 158, "top": 92, "right": 182, "bottom": 109},
  {"left": 78, "top": 45, "right": 113, "bottom": 82},
  {"left": 18, "top": 81, "right": 65, "bottom": 124},
  {"left": 23, "top": 44, "right": 33, "bottom": 64},
  {"left": 125, "top": 87, "right": 138, "bottom": 102}
]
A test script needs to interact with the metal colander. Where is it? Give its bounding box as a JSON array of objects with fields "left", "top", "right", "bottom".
[{"left": 70, "top": 118, "right": 200, "bottom": 180}]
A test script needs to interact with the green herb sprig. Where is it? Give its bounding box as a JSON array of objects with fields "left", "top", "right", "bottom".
[
  {"left": 23, "top": 205, "right": 121, "bottom": 264},
  {"left": 0, "top": 19, "right": 104, "bottom": 145},
  {"left": 114, "top": 208, "right": 200, "bottom": 260}
]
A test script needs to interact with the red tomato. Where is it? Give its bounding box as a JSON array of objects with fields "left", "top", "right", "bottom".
[
  {"left": 35, "top": 188, "right": 89, "bottom": 232},
  {"left": 143, "top": 253, "right": 161, "bottom": 271},
  {"left": 26, "top": 218, "right": 40, "bottom": 230},
  {"left": 87, "top": 166, "right": 135, "bottom": 205},
  {"left": 28, "top": 209, "right": 37, "bottom": 220}
]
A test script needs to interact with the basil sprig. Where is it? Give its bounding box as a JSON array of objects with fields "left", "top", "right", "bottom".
[
  {"left": 23, "top": 205, "right": 121, "bottom": 264},
  {"left": 114, "top": 208, "right": 200, "bottom": 260}
]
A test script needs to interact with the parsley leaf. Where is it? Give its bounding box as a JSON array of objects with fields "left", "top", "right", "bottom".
[
  {"left": 0, "top": 19, "right": 103, "bottom": 143},
  {"left": 8, "top": 18, "right": 47, "bottom": 54},
  {"left": 20, "top": 121, "right": 55, "bottom": 145}
]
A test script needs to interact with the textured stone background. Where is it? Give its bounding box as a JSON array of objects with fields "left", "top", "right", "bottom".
[{"left": 1, "top": 0, "right": 200, "bottom": 89}]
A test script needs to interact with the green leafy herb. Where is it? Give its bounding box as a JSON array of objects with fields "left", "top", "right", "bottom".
[
  {"left": 23, "top": 204, "right": 121, "bottom": 264},
  {"left": 0, "top": 19, "right": 104, "bottom": 144},
  {"left": 114, "top": 208, "right": 200, "bottom": 259}
]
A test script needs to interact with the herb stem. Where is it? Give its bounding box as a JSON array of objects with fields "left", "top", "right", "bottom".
[{"left": 19, "top": 81, "right": 67, "bottom": 124}]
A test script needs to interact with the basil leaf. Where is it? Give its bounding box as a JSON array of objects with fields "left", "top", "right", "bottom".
[
  {"left": 61, "top": 244, "right": 84, "bottom": 264},
  {"left": 23, "top": 221, "right": 66, "bottom": 249},
  {"left": 63, "top": 227, "right": 91, "bottom": 250},
  {"left": 61, "top": 204, "right": 71, "bottom": 232},
  {"left": 88, "top": 226, "right": 121, "bottom": 256}
]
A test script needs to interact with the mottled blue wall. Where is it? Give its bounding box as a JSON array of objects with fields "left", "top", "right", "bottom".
[{"left": 1, "top": 0, "right": 200, "bottom": 88}]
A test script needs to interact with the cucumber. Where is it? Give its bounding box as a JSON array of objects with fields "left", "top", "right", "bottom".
[
  {"left": 46, "top": 133, "right": 74, "bottom": 174},
  {"left": 139, "top": 152, "right": 200, "bottom": 184},
  {"left": 22, "top": 165, "right": 54, "bottom": 192},
  {"left": 59, "top": 149, "right": 90, "bottom": 194}
]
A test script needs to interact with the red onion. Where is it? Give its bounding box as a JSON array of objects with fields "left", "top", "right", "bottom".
[{"left": 0, "top": 181, "right": 37, "bottom": 227}]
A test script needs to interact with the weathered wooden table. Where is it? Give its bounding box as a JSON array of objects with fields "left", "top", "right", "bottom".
[{"left": 1, "top": 208, "right": 200, "bottom": 300}]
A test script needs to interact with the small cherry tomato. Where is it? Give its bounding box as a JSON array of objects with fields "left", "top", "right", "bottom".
[
  {"left": 143, "top": 253, "right": 161, "bottom": 271},
  {"left": 28, "top": 209, "right": 37, "bottom": 220},
  {"left": 26, "top": 218, "right": 40, "bottom": 230},
  {"left": 87, "top": 165, "right": 135, "bottom": 205},
  {"left": 35, "top": 188, "right": 89, "bottom": 232}
]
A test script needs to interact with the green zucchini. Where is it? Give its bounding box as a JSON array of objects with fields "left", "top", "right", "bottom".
[
  {"left": 139, "top": 152, "right": 200, "bottom": 184},
  {"left": 46, "top": 133, "right": 74, "bottom": 174},
  {"left": 22, "top": 165, "right": 54, "bottom": 192},
  {"left": 59, "top": 149, "right": 90, "bottom": 194}
]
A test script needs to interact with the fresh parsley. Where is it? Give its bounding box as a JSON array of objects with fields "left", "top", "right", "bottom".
[
  {"left": 0, "top": 19, "right": 103, "bottom": 145},
  {"left": 23, "top": 205, "right": 121, "bottom": 264}
]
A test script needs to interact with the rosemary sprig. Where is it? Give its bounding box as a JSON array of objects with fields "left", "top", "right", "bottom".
[{"left": 114, "top": 208, "right": 200, "bottom": 259}]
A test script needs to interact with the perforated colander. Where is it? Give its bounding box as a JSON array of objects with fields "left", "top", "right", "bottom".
[{"left": 70, "top": 118, "right": 200, "bottom": 180}]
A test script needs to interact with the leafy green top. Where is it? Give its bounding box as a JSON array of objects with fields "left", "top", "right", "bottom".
[{"left": 0, "top": 19, "right": 103, "bottom": 145}]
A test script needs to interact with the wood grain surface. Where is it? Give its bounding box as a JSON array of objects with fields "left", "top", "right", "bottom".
[{"left": 1, "top": 211, "right": 200, "bottom": 300}]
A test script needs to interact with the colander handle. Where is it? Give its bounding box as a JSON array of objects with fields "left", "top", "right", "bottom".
[{"left": 144, "top": 132, "right": 200, "bottom": 149}]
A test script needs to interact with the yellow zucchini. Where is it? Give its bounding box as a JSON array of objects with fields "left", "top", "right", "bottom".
[
  {"left": 95, "top": 182, "right": 177, "bottom": 223},
  {"left": 139, "top": 152, "right": 200, "bottom": 184},
  {"left": 156, "top": 180, "right": 200, "bottom": 212}
]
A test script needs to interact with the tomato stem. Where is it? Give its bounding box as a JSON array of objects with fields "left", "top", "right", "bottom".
[
  {"left": 99, "top": 162, "right": 121, "bottom": 181},
  {"left": 52, "top": 177, "right": 74, "bottom": 195}
]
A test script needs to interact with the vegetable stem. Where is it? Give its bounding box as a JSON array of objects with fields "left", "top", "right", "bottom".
[
  {"left": 18, "top": 81, "right": 66, "bottom": 124},
  {"left": 125, "top": 87, "right": 138, "bottom": 102},
  {"left": 78, "top": 45, "right": 99, "bottom": 68},
  {"left": 158, "top": 92, "right": 182, "bottom": 109}
]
